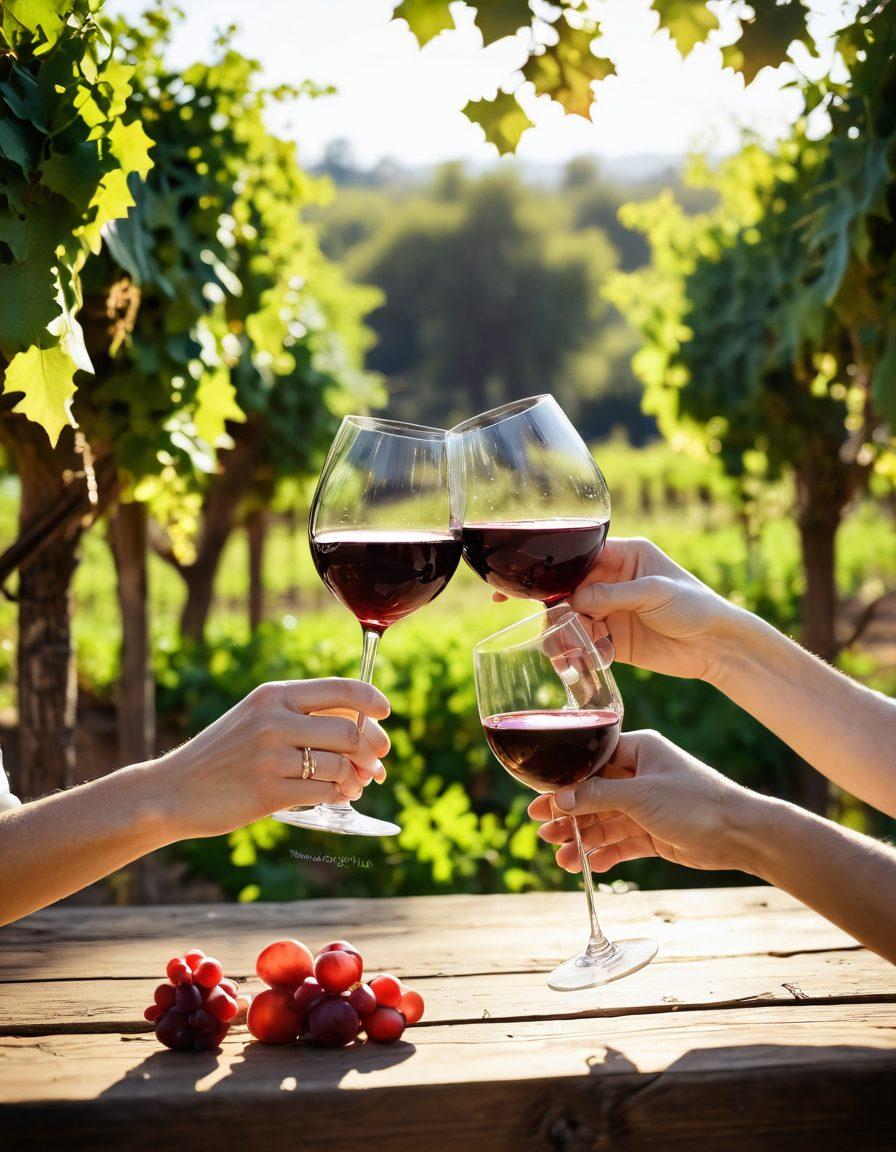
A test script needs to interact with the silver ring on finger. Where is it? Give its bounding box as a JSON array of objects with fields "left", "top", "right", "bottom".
[{"left": 301, "top": 746, "right": 317, "bottom": 780}]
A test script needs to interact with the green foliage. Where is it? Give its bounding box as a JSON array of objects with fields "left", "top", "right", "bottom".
[
  {"left": 0, "top": 0, "right": 153, "bottom": 443},
  {"left": 393, "top": 0, "right": 816, "bottom": 153}
]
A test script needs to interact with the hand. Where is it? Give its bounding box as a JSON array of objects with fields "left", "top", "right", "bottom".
[
  {"left": 568, "top": 537, "right": 745, "bottom": 680},
  {"left": 153, "top": 679, "right": 391, "bottom": 840},
  {"left": 528, "top": 730, "right": 763, "bottom": 875}
]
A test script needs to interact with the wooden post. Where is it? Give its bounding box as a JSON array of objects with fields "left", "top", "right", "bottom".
[{"left": 110, "top": 501, "right": 154, "bottom": 765}]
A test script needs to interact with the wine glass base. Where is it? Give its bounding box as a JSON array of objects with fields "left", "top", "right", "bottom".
[
  {"left": 547, "top": 938, "right": 657, "bottom": 991},
  {"left": 272, "top": 803, "right": 400, "bottom": 838}
]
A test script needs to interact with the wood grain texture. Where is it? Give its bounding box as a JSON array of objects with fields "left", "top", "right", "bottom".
[{"left": 1, "top": 887, "right": 893, "bottom": 1151}]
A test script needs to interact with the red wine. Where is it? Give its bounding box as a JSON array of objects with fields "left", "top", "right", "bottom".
[
  {"left": 310, "top": 530, "right": 461, "bottom": 634},
  {"left": 461, "top": 518, "right": 609, "bottom": 605},
  {"left": 482, "top": 709, "right": 620, "bottom": 793}
]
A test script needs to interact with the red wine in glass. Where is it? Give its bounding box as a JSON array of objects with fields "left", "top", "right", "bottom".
[
  {"left": 274, "top": 417, "right": 458, "bottom": 839},
  {"left": 460, "top": 518, "right": 609, "bottom": 606},
  {"left": 448, "top": 396, "right": 614, "bottom": 661},
  {"left": 310, "top": 529, "right": 461, "bottom": 634},
  {"left": 482, "top": 708, "right": 620, "bottom": 793}
]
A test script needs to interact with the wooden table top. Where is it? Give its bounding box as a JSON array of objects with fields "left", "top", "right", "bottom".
[{"left": 1, "top": 885, "right": 894, "bottom": 1151}]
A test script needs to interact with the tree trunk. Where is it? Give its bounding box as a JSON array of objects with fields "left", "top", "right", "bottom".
[
  {"left": 178, "top": 419, "right": 261, "bottom": 643},
  {"left": 247, "top": 507, "right": 266, "bottom": 633},
  {"left": 793, "top": 454, "right": 848, "bottom": 816},
  {"left": 0, "top": 418, "right": 83, "bottom": 799},
  {"left": 110, "top": 500, "right": 155, "bottom": 765}
]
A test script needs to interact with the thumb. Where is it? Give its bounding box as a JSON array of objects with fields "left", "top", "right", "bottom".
[
  {"left": 554, "top": 775, "right": 641, "bottom": 817},
  {"left": 571, "top": 575, "right": 668, "bottom": 620}
]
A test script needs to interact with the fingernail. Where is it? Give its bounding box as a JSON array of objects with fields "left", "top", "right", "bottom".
[
  {"left": 555, "top": 788, "right": 575, "bottom": 811},
  {"left": 374, "top": 760, "right": 386, "bottom": 783}
]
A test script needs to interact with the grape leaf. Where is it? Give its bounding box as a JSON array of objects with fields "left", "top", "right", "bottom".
[
  {"left": 473, "top": 0, "right": 532, "bottom": 46},
  {"left": 523, "top": 16, "right": 614, "bottom": 120},
  {"left": 3, "top": 0, "right": 68, "bottom": 46},
  {"left": 2, "top": 342, "right": 79, "bottom": 446},
  {"left": 0, "top": 114, "right": 39, "bottom": 171},
  {"left": 108, "top": 118, "right": 155, "bottom": 181},
  {"left": 464, "top": 91, "right": 533, "bottom": 154},
  {"left": 192, "top": 366, "right": 246, "bottom": 447},
  {"left": 722, "top": 0, "right": 809, "bottom": 84},
  {"left": 394, "top": 0, "right": 454, "bottom": 45},
  {"left": 652, "top": 0, "right": 719, "bottom": 56},
  {"left": 40, "top": 140, "right": 108, "bottom": 212}
]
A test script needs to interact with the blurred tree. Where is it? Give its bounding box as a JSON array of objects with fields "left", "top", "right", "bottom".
[{"left": 608, "top": 2, "right": 896, "bottom": 809}]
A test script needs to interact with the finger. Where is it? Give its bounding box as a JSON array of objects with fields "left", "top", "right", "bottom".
[
  {"left": 282, "top": 750, "right": 364, "bottom": 801},
  {"left": 570, "top": 575, "right": 670, "bottom": 621},
  {"left": 528, "top": 794, "right": 554, "bottom": 820},
  {"left": 286, "top": 713, "right": 390, "bottom": 771},
  {"left": 271, "top": 779, "right": 351, "bottom": 810},
  {"left": 537, "top": 812, "right": 602, "bottom": 843},
  {"left": 492, "top": 592, "right": 508, "bottom": 603},
  {"left": 285, "top": 678, "right": 391, "bottom": 721},
  {"left": 553, "top": 774, "right": 641, "bottom": 817},
  {"left": 355, "top": 759, "right": 387, "bottom": 786},
  {"left": 557, "top": 833, "right": 657, "bottom": 873}
]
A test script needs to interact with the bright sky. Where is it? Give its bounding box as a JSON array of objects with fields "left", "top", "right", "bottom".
[{"left": 106, "top": 0, "right": 852, "bottom": 167}]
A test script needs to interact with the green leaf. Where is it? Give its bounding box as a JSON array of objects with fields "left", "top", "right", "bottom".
[
  {"left": 0, "top": 260, "right": 58, "bottom": 353},
  {"left": 464, "top": 91, "right": 533, "bottom": 154},
  {"left": 652, "top": 0, "right": 719, "bottom": 56},
  {"left": 0, "top": 114, "right": 40, "bottom": 171},
  {"left": 523, "top": 16, "right": 614, "bottom": 120},
  {"left": 108, "top": 117, "right": 155, "bottom": 181},
  {"left": 40, "top": 140, "right": 107, "bottom": 213},
  {"left": 3, "top": 0, "right": 68, "bottom": 46},
  {"left": 192, "top": 366, "right": 246, "bottom": 447},
  {"left": 722, "top": 0, "right": 809, "bottom": 84},
  {"left": 473, "top": 0, "right": 531, "bottom": 45},
  {"left": 2, "top": 342, "right": 79, "bottom": 446},
  {"left": 394, "top": 0, "right": 454, "bottom": 45}
]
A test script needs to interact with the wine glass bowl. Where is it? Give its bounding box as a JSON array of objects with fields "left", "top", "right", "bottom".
[
  {"left": 274, "top": 416, "right": 460, "bottom": 838},
  {"left": 474, "top": 606, "right": 657, "bottom": 989},
  {"left": 448, "top": 395, "right": 612, "bottom": 613}
]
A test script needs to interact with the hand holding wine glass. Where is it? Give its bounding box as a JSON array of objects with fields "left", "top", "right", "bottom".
[{"left": 474, "top": 606, "right": 657, "bottom": 989}]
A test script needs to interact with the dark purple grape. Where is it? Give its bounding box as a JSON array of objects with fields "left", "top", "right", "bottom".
[
  {"left": 347, "top": 983, "right": 377, "bottom": 1017},
  {"left": 188, "top": 1008, "right": 218, "bottom": 1034},
  {"left": 155, "top": 1007, "right": 193, "bottom": 1050},
  {"left": 175, "top": 983, "right": 203, "bottom": 1013},
  {"left": 307, "top": 996, "right": 359, "bottom": 1048}
]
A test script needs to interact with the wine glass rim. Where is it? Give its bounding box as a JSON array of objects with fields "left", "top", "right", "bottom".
[
  {"left": 474, "top": 606, "right": 592, "bottom": 656},
  {"left": 448, "top": 395, "right": 554, "bottom": 437},
  {"left": 344, "top": 415, "right": 447, "bottom": 440}
]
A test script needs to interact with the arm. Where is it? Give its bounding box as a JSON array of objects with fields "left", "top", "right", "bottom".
[
  {"left": 571, "top": 537, "right": 896, "bottom": 817},
  {"left": 530, "top": 730, "right": 896, "bottom": 964},
  {"left": 0, "top": 678, "right": 390, "bottom": 927}
]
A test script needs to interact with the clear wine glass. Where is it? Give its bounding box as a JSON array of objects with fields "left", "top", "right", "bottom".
[
  {"left": 474, "top": 606, "right": 657, "bottom": 989},
  {"left": 273, "top": 416, "right": 461, "bottom": 838},
  {"left": 448, "top": 394, "right": 614, "bottom": 663}
]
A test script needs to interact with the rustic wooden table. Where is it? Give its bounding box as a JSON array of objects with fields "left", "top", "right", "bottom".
[{"left": 0, "top": 886, "right": 893, "bottom": 1150}]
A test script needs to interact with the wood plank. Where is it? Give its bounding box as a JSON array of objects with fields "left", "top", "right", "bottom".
[
  {"left": 2, "top": 949, "right": 893, "bottom": 1035},
  {"left": 2, "top": 1005, "right": 894, "bottom": 1151},
  {"left": 0, "top": 888, "right": 858, "bottom": 981}
]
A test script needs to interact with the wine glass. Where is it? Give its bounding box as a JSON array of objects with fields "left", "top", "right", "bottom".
[
  {"left": 448, "top": 394, "right": 614, "bottom": 662},
  {"left": 474, "top": 606, "right": 657, "bottom": 989},
  {"left": 273, "top": 416, "right": 461, "bottom": 838}
]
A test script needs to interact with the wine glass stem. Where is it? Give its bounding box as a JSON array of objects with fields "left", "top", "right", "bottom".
[
  {"left": 572, "top": 816, "right": 612, "bottom": 960},
  {"left": 360, "top": 628, "right": 381, "bottom": 685}
]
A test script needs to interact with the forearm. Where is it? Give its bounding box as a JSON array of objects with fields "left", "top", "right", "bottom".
[
  {"left": 0, "top": 762, "right": 173, "bottom": 926},
  {"left": 731, "top": 793, "right": 896, "bottom": 963},
  {"left": 710, "top": 609, "right": 896, "bottom": 815}
]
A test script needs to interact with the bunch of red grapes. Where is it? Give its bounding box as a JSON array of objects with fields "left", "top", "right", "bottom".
[
  {"left": 248, "top": 938, "right": 424, "bottom": 1047},
  {"left": 144, "top": 948, "right": 250, "bottom": 1051}
]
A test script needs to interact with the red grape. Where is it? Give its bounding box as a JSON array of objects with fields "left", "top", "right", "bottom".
[
  {"left": 256, "top": 939, "right": 314, "bottom": 991},
  {"left": 347, "top": 983, "right": 377, "bottom": 1017},
  {"left": 398, "top": 988, "right": 425, "bottom": 1025},
  {"left": 144, "top": 1004, "right": 162, "bottom": 1023},
  {"left": 166, "top": 957, "right": 192, "bottom": 985},
  {"left": 188, "top": 1008, "right": 218, "bottom": 1034},
  {"left": 364, "top": 1006, "right": 406, "bottom": 1044},
  {"left": 307, "top": 997, "right": 360, "bottom": 1048},
  {"left": 317, "top": 940, "right": 363, "bottom": 965},
  {"left": 193, "top": 957, "right": 224, "bottom": 989},
  {"left": 175, "top": 983, "right": 203, "bottom": 1013},
  {"left": 205, "top": 986, "right": 239, "bottom": 1022},
  {"left": 234, "top": 994, "right": 252, "bottom": 1025},
  {"left": 294, "top": 977, "right": 324, "bottom": 1016},
  {"left": 184, "top": 948, "right": 206, "bottom": 972},
  {"left": 314, "top": 949, "right": 362, "bottom": 994},
  {"left": 154, "top": 983, "right": 176, "bottom": 1010},
  {"left": 369, "top": 974, "right": 402, "bottom": 1008},
  {"left": 219, "top": 978, "right": 238, "bottom": 997},
  {"left": 247, "top": 988, "right": 303, "bottom": 1045},
  {"left": 155, "top": 1007, "right": 193, "bottom": 1050}
]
